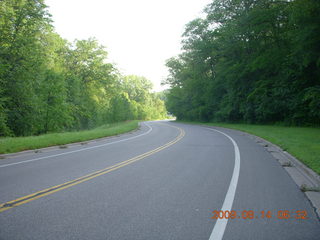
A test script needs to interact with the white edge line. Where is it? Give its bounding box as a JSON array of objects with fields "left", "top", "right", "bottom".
[
  {"left": 205, "top": 127, "right": 241, "bottom": 240},
  {"left": 0, "top": 123, "right": 153, "bottom": 168}
]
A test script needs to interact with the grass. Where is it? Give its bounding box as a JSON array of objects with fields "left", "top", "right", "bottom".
[
  {"left": 178, "top": 121, "right": 320, "bottom": 175},
  {"left": 0, "top": 121, "right": 139, "bottom": 154}
]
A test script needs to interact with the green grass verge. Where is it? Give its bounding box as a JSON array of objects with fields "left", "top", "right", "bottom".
[
  {"left": 178, "top": 121, "right": 320, "bottom": 175},
  {"left": 0, "top": 121, "right": 139, "bottom": 154}
]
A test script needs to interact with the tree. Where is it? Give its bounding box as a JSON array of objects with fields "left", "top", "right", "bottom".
[
  {"left": 0, "top": 1, "right": 168, "bottom": 137},
  {"left": 164, "top": 0, "right": 320, "bottom": 126},
  {"left": 0, "top": 0, "right": 51, "bottom": 135}
]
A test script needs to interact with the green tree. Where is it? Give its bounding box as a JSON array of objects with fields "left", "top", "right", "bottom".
[
  {"left": 64, "top": 38, "right": 115, "bottom": 129},
  {"left": 164, "top": 0, "right": 320, "bottom": 126},
  {"left": 0, "top": 0, "right": 51, "bottom": 135},
  {"left": 0, "top": 1, "right": 168, "bottom": 137}
]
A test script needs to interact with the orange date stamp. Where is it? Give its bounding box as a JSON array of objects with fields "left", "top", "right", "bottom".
[{"left": 211, "top": 210, "right": 308, "bottom": 220}]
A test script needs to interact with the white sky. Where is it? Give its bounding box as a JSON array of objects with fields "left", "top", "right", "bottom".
[{"left": 45, "top": 0, "right": 212, "bottom": 92}]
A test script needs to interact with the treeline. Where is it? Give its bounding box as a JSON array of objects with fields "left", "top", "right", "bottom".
[
  {"left": 0, "top": 0, "right": 167, "bottom": 137},
  {"left": 164, "top": 0, "right": 320, "bottom": 125}
]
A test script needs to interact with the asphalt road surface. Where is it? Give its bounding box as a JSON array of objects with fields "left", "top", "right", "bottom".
[{"left": 0, "top": 121, "right": 319, "bottom": 240}]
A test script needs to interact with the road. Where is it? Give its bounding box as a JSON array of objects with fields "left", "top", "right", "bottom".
[{"left": 0, "top": 121, "right": 319, "bottom": 240}]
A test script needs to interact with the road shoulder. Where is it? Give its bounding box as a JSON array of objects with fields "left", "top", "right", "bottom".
[{"left": 206, "top": 125, "right": 320, "bottom": 220}]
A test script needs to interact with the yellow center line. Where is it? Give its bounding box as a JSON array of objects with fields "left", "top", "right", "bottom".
[{"left": 0, "top": 123, "right": 185, "bottom": 213}]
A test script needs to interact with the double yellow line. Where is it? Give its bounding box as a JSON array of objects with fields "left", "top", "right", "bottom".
[{"left": 0, "top": 124, "right": 185, "bottom": 213}]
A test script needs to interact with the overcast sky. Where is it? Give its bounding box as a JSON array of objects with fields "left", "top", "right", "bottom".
[{"left": 45, "top": 0, "right": 212, "bottom": 91}]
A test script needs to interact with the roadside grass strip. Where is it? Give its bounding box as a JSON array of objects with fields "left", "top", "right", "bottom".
[{"left": 0, "top": 121, "right": 139, "bottom": 154}]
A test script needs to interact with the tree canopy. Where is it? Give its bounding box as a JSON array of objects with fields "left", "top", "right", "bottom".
[
  {"left": 164, "top": 0, "right": 320, "bottom": 125},
  {"left": 0, "top": 0, "right": 167, "bottom": 136}
]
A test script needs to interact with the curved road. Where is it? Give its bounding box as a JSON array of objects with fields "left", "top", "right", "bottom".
[{"left": 0, "top": 121, "right": 319, "bottom": 239}]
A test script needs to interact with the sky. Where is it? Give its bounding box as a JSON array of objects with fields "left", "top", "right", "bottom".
[{"left": 45, "top": 0, "right": 212, "bottom": 92}]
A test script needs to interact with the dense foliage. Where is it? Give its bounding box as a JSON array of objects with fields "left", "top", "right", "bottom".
[
  {"left": 164, "top": 0, "right": 320, "bottom": 125},
  {"left": 0, "top": 0, "right": 167, "bottom": 136}
]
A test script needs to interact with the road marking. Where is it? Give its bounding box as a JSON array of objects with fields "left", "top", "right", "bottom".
[
  {"left": 0, "top": 124, "right": 185, "bottom": 213},
  {"left": 0, "top": 123, "right": 153, "bottom": 168},
  {"left": 205, "top": 127, "right": 241, "bottom": 240}
]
